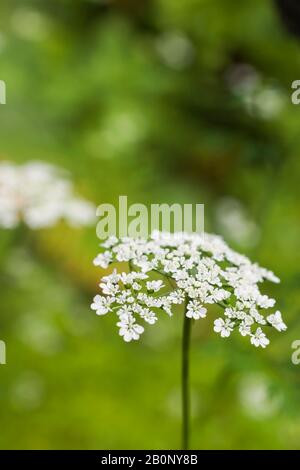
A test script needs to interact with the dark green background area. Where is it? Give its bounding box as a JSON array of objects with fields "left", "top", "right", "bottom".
[{"left": 0, "top": 0, "right": 300, "bottom": 449}]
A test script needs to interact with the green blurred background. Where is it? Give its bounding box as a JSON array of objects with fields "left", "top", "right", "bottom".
[{"left": 1, "top": 0, "right": 300, "bottom": 450}]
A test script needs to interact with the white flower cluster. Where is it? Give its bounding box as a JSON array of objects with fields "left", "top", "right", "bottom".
[
  {"left": 0, "top": 161, "right": 96, "bottom": 229},
  {"left": 91, "top": 231, "right": 286, "bottom": 346}
]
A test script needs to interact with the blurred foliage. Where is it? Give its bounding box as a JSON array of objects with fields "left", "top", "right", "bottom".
[{"left": 1, "top": 0, "right": 300, "bottom": 450}]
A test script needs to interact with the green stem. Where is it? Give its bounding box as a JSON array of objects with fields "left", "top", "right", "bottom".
[{"left": 182, "top": 304, "right": 192, "bottom": 450}]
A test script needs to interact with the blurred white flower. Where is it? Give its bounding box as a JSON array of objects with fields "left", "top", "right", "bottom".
[
  {"left": 87, "top": 110, "right": 146, "bottom": 159},
  {"left": 11, "top": 8, "right": 51, "bottom": 42},
  {"left": 92, "top": 231, "right": 285, "bottom": 346},
  {"left": 215, "top": 197, "right": 260, "bottom": 248},
  {"left": 226, "top": 63, "right": 286, "bottom": 119},
  {"left": 64, "top": 198, "right": 96, "bottom": 227},
  {"left": 101, "top": 112, "right": 143, "bottom": 147},
  {"left": 0, "top": 161, "right": 96, "bottom": 229},
  {"left": 155, "top": 31, "right": 195, "bottom": 70},
  {"left": 11, "top": 372, "right": 44, "bottom": 411},
  {"left": 15, "top": 314, "right": 63, "bottom": 355},
  {"left": 238, "top": 374, "right": 281, "bottom": 419},
  {"left": 252, "top": 86, "right": 286, "bottom": 120},
  {"left": 226, "top": 63, "right": 260, "bottom": 97}
]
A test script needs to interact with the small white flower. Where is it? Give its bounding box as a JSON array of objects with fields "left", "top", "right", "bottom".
[
  {"left": 134, "top": 306, "right": 157, "bottom": 325},
  {"left": 249, "top": 308, "right": 266, "bottom": 325},
  {"left": 146, "top": 280, "right": 164, "bottom": 292},
  {"left": 224, "top": 307, "right": 236, "bottom": 319},
  {"left": 239, "top": 322, "right": 251, "bottom": 336},
  {"left": 102, "top": 236, "right": 118, "bottom": 248},
  {"left": 103, "top": 270, "right": 120, "bottom": 284},
  {"left": 117, "top": 306, "right": 133, "bottom": 316},
  {"left": 234, "top": 283, "right": 259, "bottom": 302},
  {"left": 167, "top": 290, "right": 185, "bottom": 305},
  {"left": 99, "top": 281, "right": 119, "bottom": 296},
  {"left": 131, "top": 282, "right": 141, "bottom": 291},
  {"left": 159, "top": 297, "right": 176, "bottom": 316},
  {"left": 250, "top": 328, "right": 270, "bottom": 348},
  {"left": 267, "top": 311, "right": 287, "bottom": 332},
  {"left": 93, "top": 252, "right": 112, "bottom": 268},
  {"left": 90, "top": 295, "right": 112, "bottom": 315},
  {"left": 260, "top": 268, "right": 280, "bottom": 284},
  {"left": 186, "top": 300, "right": 207, "bottom": 320},
  {"left": 117, "top": 314, "right": 144, "bottom": 342},
  {"left": 257, "top": 295, "right": 276, "bottom": 309},
  {"left": 214, "top": 318, "right": 234, "bottom": 338}
]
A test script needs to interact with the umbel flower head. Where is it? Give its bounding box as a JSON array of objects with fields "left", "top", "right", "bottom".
[
  {"left": 0, "top": 161, "right": 96, "bottom": 229},
  {"left": 91, "top": 231, "right": 286, "bottom": 346}
]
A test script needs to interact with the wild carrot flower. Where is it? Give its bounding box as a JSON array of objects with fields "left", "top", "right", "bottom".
[
  {"left": 0, "top": 161, "right": 96, "bottom": 229},
  {"left": 91, "top": 230, "right": 286, "bottom": 347}
]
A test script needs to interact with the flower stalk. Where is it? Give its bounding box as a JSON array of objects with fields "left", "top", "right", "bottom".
[{"left": 182, "top": 305, "right": 192, "bottom": 450}]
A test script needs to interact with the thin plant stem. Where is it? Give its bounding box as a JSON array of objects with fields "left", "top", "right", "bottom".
[{"left": 182, "top": 302, "right": 192, "bottom": 450}]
